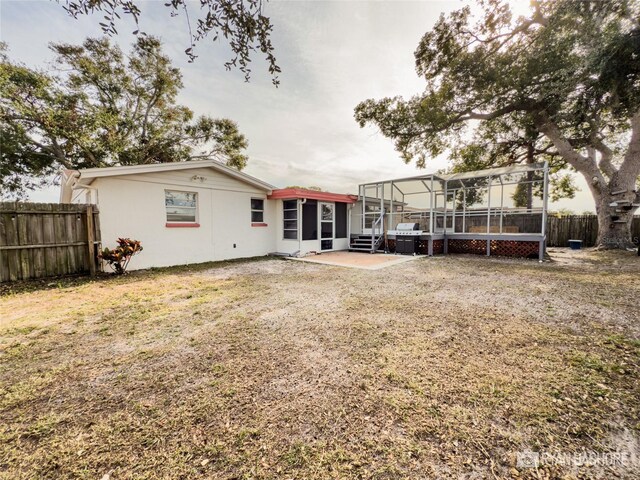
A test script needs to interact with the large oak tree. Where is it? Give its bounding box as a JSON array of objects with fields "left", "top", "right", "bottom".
[
  {"left": 59, "top": 0, "right": 280, "bottom": 85},
  {"left": 355, "top": 0, "right": 640, "bottom": 249},
  {"left": 0, "top": 37, "right": 248, "bottom": 198}
]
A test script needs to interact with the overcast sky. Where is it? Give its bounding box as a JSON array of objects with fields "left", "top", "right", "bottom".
[{"left": 1, "top": 0, "right": 594, "bottom": 211}]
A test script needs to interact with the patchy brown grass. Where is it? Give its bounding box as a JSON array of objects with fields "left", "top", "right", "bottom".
[{"left": 1, "top": 251, "right": 639, "bottom": 479}]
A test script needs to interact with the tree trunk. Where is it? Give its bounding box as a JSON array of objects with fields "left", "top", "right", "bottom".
[
  {"left": 595, "top": 200, "right": 633, "bottom": 249},
  {"left": 535, "top": 111, "right": 640, "bottom": 250},
  {"left": 593, "top": 183, "right": 638, "bottom": 250}
]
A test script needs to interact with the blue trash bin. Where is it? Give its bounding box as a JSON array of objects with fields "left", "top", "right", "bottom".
[{"left": 568, "top": 239, "right": 583, "bottom": 250}]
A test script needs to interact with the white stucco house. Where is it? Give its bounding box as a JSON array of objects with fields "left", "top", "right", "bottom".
[{"left": 60, "top": 160, "right": 357, "bottom": 270}]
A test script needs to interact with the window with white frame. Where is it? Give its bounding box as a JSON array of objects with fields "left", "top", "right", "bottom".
[
  {"left": 251, "top": 198, "right": 265, "bottom": 223},
  {"left": 165, "top": 190, "right": 197, "bottom": 223},
  {"left": 283, "top": 199, "right": 298, "bottom": 239}
]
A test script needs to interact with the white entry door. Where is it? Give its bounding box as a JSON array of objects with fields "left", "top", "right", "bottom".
[{"left": 320, "top": 202, "right": 334, "bottom": 250}]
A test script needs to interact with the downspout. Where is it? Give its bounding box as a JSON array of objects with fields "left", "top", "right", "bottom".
[{"left": 347, "top": 203, "right": 353, "bottom": 244}]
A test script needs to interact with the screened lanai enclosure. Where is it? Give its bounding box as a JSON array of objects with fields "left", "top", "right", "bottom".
[{"left": 349, "top": 162, "right": 549, "bottom": 259}]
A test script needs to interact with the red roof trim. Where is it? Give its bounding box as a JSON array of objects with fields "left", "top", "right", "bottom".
[{"left": 268, "top": 188, "right": 357, "bottom": 204}]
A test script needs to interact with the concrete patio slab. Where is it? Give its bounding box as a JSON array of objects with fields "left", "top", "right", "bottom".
[{"left": 288, "top": 251, "right": 424, "bottom": 270}]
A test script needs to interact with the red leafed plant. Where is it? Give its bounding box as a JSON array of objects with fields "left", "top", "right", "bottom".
[{"left": 98, "top": 238, "right": 143, "bottom": 275}]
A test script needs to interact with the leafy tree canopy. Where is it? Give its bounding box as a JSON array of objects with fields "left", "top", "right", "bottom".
[
  {"left": 355, "top": 0, "right": 640, "bottom": 247},
  {"left": 285, "top": 186, "right": 323, "bottom": 191},
  {"left": 0, "top": 37, "right": 249, "bottom": 198},
  {"left": 59, "top": 0, "right": 280, "bottom": 85}
]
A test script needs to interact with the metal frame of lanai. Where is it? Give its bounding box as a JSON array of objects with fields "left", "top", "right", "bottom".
[{"left": 351, "top": 162, "right": 550, "bottom": 260}]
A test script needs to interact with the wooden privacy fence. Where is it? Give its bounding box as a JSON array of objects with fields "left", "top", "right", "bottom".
[
  {"left": 546, "top": 215, "right": 640, "bottom": 247},
  {"left": 0, "top": 202, "right": 101, "bottom": 282},
  {"left": 452, "top": 213, "right": 638, "bottom": 247},
  {"left": 447, "top": 213, "right": 638, "bottom": 247}
]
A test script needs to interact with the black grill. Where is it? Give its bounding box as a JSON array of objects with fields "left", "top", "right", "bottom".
[
  {"left": 395, "top": 236, "right": 419, "bottom": 254},
  {"left": 393, "top": 223, "right": 421, "bottom": 255}
]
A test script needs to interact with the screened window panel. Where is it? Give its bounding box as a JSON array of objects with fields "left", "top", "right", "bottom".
[
  {"left": 335, "top": 203, "right": 347, "bottom": 238},
  {"left": 321, "top": 204, "right": 334, "bottom": 221},
  {"left": 251, "top": 198, "right": 264, "bottom": 223},
  {"left": 302, "top": 200, "right": 318, "bottom": 240},
  {"left": 283, "top": 199, "right": 298, "bottom": 239},
  {"left": 321, "top": 222, "right": 333, "bottom": 238},
  {"left": 284, "top": 220, "right": 298, "bottom": 230},
  {"left": 165, "top": 191, "right": 196, "bottom": 207},
  {"left": 165, "top": 191, "right": 197, "bottom": 222}
]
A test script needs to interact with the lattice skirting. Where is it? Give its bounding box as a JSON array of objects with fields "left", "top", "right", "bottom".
[
  {"left": 447, "top": 239, "right": 487, "bottom": 255},
  {"left": 432, "top": 239, "right": 444, "bottom": 254},
  {"left": 384, "top": 238, "right": 538, "bottom": 257},
  {"left": 446, "top": 238, "right": 540, "bottom": 258},
  {"left": 490, "top": 240, "right": 540, "bottom": 258}
]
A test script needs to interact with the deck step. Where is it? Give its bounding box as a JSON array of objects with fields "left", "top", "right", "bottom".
[
  {"left": 351, "top": 241, "right": 374, "bottom": 247},
  {"left": 350, "top": 234, "right": 384, "bottom": 254}
]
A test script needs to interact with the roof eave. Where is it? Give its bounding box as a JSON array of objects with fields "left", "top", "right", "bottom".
[
  {"left": 71, "top": 160, "right": 274, "bottom": 193},
  {"left": 268, "top": 188, "right": 358, "bottom": 204}
]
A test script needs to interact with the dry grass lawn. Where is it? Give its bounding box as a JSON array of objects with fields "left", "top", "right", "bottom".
[{"left": 1, "top": 250, "right": 639, "bottom": 479}]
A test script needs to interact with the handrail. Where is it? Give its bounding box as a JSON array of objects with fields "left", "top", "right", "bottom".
[{"left": 370, "top": 210, "right": 385, "bottom": 253}]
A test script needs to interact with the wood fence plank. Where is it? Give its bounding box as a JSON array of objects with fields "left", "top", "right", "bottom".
[
  {"left": 3, "top": 211, "right": 20, "bottom": 282},
  {"left": 65, "top": 212, "right": 77, "bottom": 275},
  {"left": 0, "top": 202, "right": 100, "bottom": 282},
  {"left": 16, "top": 212, "right": 32, "bottom": 280},
  {"left": 86, "top": 205, "right": 96, "bottom": 276},
  {"left": 0, "top": 212, "right": 7, "bottom": 282},
  {"left": 41, "top": 205, "right": 57, "bottom": 277},
  {"left": 54, "top": 210, "right": 68, "bottom": 276},
  {"left": 31, "top": 214, "right": 46, "bottom": 279}
]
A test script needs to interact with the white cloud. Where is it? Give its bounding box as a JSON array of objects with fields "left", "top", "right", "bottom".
[{"left": 1, "top": 0, "right": 594, "bottom": 210}]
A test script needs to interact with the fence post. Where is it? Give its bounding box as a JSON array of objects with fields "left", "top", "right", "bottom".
[{"left": 86, "top": 205, "right": 96, "bottom": 276}]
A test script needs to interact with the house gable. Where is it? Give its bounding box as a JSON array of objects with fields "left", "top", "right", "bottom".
[
  {"left": 105, "top": 167, "right": 270, "bottom": 195},
  {"left": 61, "top": 160, "right": 274, "bottom": 202}
]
